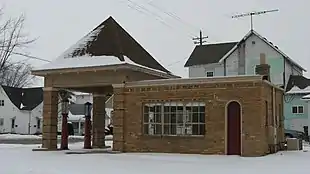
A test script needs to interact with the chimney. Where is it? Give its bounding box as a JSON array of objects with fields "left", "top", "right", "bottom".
[{"left": 255, "top": 53, "right": 270, "bottom": 81}]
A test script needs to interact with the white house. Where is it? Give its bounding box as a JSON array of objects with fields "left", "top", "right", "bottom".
[
  {"left": 0, "top": 86, "right": 43, "bottom": 134},
  {"left": 185, "top": 30, "right": 305, "bottom": 87},
  {"left": 57, "top": 92, "right": 114, "bottom": 135}
]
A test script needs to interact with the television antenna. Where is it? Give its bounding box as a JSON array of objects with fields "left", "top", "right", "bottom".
[{"left": 232, "top": 9, "right": 279, "bottom": 30}]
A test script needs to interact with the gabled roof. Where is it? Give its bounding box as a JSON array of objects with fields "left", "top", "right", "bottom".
[
  {"left": 33, "top": 16, "right": 173, "bottom": 76},
  {"left": 69, "top": 104, "right": 89, "bottom": 115},
  {"left": 218, "top": 30, "right": 306, "bottom": 71},
  {"left": 184, "top": 42, "right": 237, "bottom": 67},
  {"left": 285, "top": 75, "right": 310, "bottom": 92},
  {"left": 1, "top": 86, "right": 43, "bottom": 111}
]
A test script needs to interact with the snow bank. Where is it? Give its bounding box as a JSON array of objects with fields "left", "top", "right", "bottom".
[
  {"left": 0, "top": 134, "right": 113, "bottom": 140},
  {"left": 0, "top": 134, "right": 41, "bottom": 140}
]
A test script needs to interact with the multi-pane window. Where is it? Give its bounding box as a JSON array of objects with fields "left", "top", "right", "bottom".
[
  {"left": 143, "top": 102, "right": 205, "bottom": 136},
  {"left": 206, "top": 71, "right": 214, "bottom": 77},
  {"left": 0, "top": 100, "right": 4, "bottom": 106},
  {"left": 292, "top": 106, "right": 303, "bottom": 114}
]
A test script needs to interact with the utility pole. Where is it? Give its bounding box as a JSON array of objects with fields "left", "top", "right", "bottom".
[
  {"left": 232, "top": 9, "right": 279, "bottom": 30},
  {"left": 192, "top": 30, "right": 208, "bottom": 45}
]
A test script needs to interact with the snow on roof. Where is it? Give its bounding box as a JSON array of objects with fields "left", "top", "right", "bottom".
[
  {"left": 33, "top": 55, "right": 169, "bottom": 75},
  {"left": 57, "top": 25, "right": 105, "bottom": 60},
  {"left": 68, "top": 113, "right": 85, "bottom": 121},
  {"left": 219, "top": 30, "right": 306, "bottom": 71},
  {"left": 286, "top": 85, "right": 310, "bottom": 94},
  {"left": 73, "top": 92, "right": 91, "bottom": 96},
  {"left": 301, "top": 94, "right": 310, "bottom": 100}
]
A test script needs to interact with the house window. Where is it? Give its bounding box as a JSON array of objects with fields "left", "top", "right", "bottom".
[
  {"left": 206, "top": 71, "right": 214, "bottom": 77},
  {"left": 292, "top": 106, "right": 304, "bottom": 114},
  {"left": 143, "top": 102, "right": 205, "bottom": 136},
  {"left": 0, "top": 118, "right": 4, "bottom": 126},
  {"left": 0, "top": 100, "right": 4, "bottom": 106}
]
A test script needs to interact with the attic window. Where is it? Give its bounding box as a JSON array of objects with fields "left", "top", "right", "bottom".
[
  {"left": 0, "top": 100, "right": 4, "bottom": 106},
  {"left": 252, "top": 41, "right": 256, "bottom": 45}
]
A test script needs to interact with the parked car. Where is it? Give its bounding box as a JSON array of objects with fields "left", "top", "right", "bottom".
[{"left": 284, "top": 129, "right": 305, "bottom": 140}]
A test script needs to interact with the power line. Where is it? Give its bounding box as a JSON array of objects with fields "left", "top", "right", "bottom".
[
  {"left": 0, "top": 48, "right": 51, "bottom": 62},
  {"left": 146, "top": 1, "right": 222, "bottom": 42},
  {"left": 166, "top": 56, "right": 188, "bottom": 67},
  {"left": 116, "top": 0, "right": 195, "bottom": 39},
  {"left": 146, "top": 1, "right": 198, "bottom": 36},
  {"left": 11, "top": 52, "right": 51, "bottom": 62},
  {"left": 232, "top": 9, "right": 279, "bottom": 30}
]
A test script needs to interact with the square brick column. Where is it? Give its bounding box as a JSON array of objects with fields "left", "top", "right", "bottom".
[
  {"left": 42, "top": 87, "right": 58, "bottom": 150},
  {"left": 112, "top": 84, "right": 125, "bottom": 152},
  {"left": 92, "top": 93, "right": 106, "bottom": 148}
]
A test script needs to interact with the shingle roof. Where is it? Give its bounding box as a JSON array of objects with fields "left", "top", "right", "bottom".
[
  {"left": 59, "top": 16, "right": 170, "bottom": 73},
  {"left": 69, "top": 104, "right": 90, "bottom": 115},
  {"left": 1, "top": 86, "right": 43, "bottom": 111},
  {"left": 286, "top": 75, "right": 310, "bottom": 92},
  {"left": 184, "top": 42, "right": 237, "bottom": 67}
]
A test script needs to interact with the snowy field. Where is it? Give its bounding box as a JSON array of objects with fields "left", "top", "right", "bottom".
[
  {"left": 1, "top": 141, "right": 310, "bottom": 174},
  {"left": 0, "top": 134, "right": 113, "bottom": 144}
]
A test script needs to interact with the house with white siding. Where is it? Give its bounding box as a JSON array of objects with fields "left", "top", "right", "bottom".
[
  {"left": 184, "top": 30, "right": 305, "bottom": 88},
  {"left": 57, "top": 92, "right": 113, "bottom": 135},
  {"left": 0, "top": 86, "right": 43, "bottom": 134},
  {"left": 184, "top": 29, "right": 308, "bottom": 133}
]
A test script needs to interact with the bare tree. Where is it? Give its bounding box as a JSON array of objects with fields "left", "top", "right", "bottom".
[{"left": 0, "top": 8, "right": 36, "bottom": 87}]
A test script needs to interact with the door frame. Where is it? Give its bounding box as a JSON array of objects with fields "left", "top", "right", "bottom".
[
  {"left": 11, "top": 117, "right": 16, "bottom": 133},
  {"left": 225, "top": 100, "right": 242, "bottom": 155}
]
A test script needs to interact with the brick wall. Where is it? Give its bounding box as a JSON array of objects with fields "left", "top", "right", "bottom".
[
  {"left": 113, "top": 78, "right": 284, "bottom": 156},
  {"left": 261, "top": 82, "right": 285, "bottom": 153}
]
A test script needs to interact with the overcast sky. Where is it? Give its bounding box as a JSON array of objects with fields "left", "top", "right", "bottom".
[{"left": 2, "top": 0, "right": 310, "bottom": 86}]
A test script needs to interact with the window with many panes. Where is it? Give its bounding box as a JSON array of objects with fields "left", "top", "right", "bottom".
[
  {"left": 292, "top": 106, "right": 303, "bottom": 114},
  {"left": 0, "top": 100, "right": 4, "bottom": 106},
  {"left": 206, "top": 71, "right": 214, "bottom": 77},
  {"left": 143, "top": 102, "right": 205, "bottom": 136}
]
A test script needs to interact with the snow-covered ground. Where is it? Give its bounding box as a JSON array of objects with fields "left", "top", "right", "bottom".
[
  {"left": 1, "top": 141, "right": 310, "bottom": 174},
  {"left": 0, "top": 134, "right": 113, "bottom": 140},
  {"left": 0, "top": 134, "right": 41, "bottom": 139}
]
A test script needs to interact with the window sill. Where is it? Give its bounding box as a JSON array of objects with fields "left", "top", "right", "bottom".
[{"left": 142, "top": 134, "right": 205, "bottom": 139}]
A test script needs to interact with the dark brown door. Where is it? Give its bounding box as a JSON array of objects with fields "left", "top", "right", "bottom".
[{"left": 227, "top": 101, "right": 241, "bottom": 155}]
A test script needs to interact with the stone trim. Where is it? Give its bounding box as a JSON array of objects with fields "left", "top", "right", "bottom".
[
  {"left": 113, "top": 75, "right": 264, "bottom": 88},
  {"left": 120, "top": 82, "right": 260, "bottom": 93},
  {"left": 262, "top": 80, "right": 284, "bottom": 92},
  {"left": 43, "top": 87, "right": 58, "bottom": 91},
  {"left": 112, "top": 83, "right": 125, "bottom": 88}
]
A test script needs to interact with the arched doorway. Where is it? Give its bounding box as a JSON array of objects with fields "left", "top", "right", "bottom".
[{"left": 226, "top": 101, "right": 241, "bottom": 155}]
